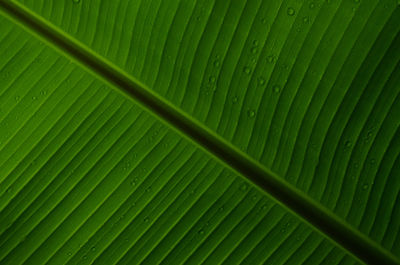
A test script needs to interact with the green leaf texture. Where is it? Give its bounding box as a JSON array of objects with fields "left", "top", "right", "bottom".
[{"left": 0, "top": 0, "right": 399, "bottom": 264}]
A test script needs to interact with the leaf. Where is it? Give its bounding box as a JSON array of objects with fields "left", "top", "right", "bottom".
[{"left": 0, "top": 0, "right": 399, "bottom": 264}]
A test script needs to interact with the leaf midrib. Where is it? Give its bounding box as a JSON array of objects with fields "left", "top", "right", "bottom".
[{"left": 0, "top": 1, "right": 398, "bottom": 264}]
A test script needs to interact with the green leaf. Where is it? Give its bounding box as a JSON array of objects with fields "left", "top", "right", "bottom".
[{"left": 0, "top": 0, "right": 399, "bottom": 264}]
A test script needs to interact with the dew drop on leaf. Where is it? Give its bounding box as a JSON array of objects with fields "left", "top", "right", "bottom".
[
  {"left": 309, "top": 2, "right": 315, "bottom": 9},
  {"left": 247, "top": 110, "right": 255, "bottom": 118},
  {"left": 198, "top": 229, "right": 205, "bottom": 235},
  {"left": 232, "top": 97, "right": 238, "bottom": 103},
  {"left": 213, "top": 60, "right": 220, "bottom": 67},
  {"left": 267, "top": 55, "right": 275, "bottom": 63},
  {"left": 240, "top": 183, "right": 248, "bottom": 191},
  {"left": 253, "top": 40, "right": 259, "bottom": 46},
  {"left": 144, "top": 217, "right": 150, "bottom": 223},
  {"left": 91, "top": 247, "right": 96, "bottom": 252},
  {"left": 258, "top": 77, "right": 266, "bottom": 85},
  {"left": 287, "top": 7, "right": 295, "bottom": 16},
  {"left": 362, "top": 183, "right": 369, "bottom": 190},
  {"left": 345, "top": 140, "right": 352, "bottom": 148},
  {"left": 250, "top": 47, "right": 258, "bottom": 54},
  {"left": 243, "top": 66, "right": 251, "bottom": 74},
  {"left": 72, "top": 0, "right": 81, "bottom": 4},
  {"left": 67, "top": 252, "right": 72, "bottom": 256},
  {"left": 273, "top": 85, "right": 281, "bottom": 93},
  {"left": 209, "top": 76, "right": 216, "bottom": 83}
]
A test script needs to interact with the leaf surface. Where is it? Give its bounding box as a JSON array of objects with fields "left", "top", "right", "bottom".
[{"left": 0, "top": 0, "right": 399, "bottom": 264}]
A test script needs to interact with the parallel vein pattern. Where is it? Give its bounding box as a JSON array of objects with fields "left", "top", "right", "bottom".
[
  {"left": 0, "top": 0, "right": 399, "bottom": 264},
  {"left": 0, "top": 16, "right": 357, "bottom": 265}
]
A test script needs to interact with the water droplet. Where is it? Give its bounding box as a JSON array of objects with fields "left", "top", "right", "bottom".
[
  {"left": 213, "top": 60, "right": 220, "bottom": 67},
  {"left": 253, "top": 40, "right": 259, "bottom": 46},
  {"left": 370, "top": 158, "right": 376, "bottom": 165},
  {"left": 198, "top": 229, "right": 205, "bottom": 235},
  {"left": 354, "top": 0, "right": 360, "bottom": 3},
  {"left": 146, "top": 187, "right": 151, "bottom": 192},
  {"left": 273, "top": 85, "right": 281, "bottom": 93},
  {"left": 67, "top": 252, "right": 72, "bottom": 256},
  {"left": 219, "top": 206, "right": 225, "bottom": 211},
  {"left": 261, "top": 18, "right": 267, "bottom": 24},
  {"left": 240, "top": 183, "right": 248, "bottom": 191},
  {"left": 144, "top": 217, "right": 150, "bottom": 223},
  {"left": 362, "top": 183, "right": 369, "bottom": 190},
  {"left": 83, "top": 255, "right": 87, "bottom": 260},
  {"left": 258, "top": 77, "right": 266, "bottom": 86},
  {"left": 303, "top": 16, "right": 310, "bottom": 23},
  {"left": 345, "top": 140, "right": 352, "bottom": 148},
  {"left": 6, "top": 188, "right": 12, "bottom": 193},
  {"left": 309, "top": 2, "right": 315, "bottom": 9},
  {"left": 250, "top": 47, "right": 258, "bottom": 54},
  {"left": 252, "top": 195, "right": 258, "bottom": 201},
  {"left": 91, "top": 247, "right": 96, "bottom": 252},
  {"left": 15, "top": 96, "right": 20, "bottom": 102},
  {"left": 130, "top": 181, "right": 136, "bottom": 186},
  {"left": 209, "top": 76, "right": 216, "bottom": 83},
  {"left": 261, "top": 204, "right": 268, "bottom": 210},
  {"left": 72, "top": 0, "right": 80, "bottom": 4},
  {"left": 40, "top": 90, "right": 47, "bottom": 95},
  {"left": 232, "top": 97, "right": 238, "bottom": 103},
  {"left": 247, "top": 110, "right": 255, "bottom": 118},
  {"left": 287, "top": 7, "right": 295, "bottom": 16},
  {"left": 267, "top": 55, "right": 275, "bottom": 63},
  {"left": 243, "top": 67, "right": 251, "bottom": 74}
]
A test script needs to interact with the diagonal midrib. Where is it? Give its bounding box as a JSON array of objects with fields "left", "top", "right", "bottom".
[{"left": 0, "top": 1, "right": 398, "bottom": 264}]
